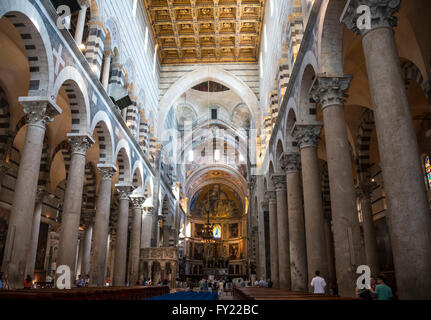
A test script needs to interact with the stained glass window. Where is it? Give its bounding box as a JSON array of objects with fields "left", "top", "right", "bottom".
[{"left": 425, "top": 156, "right": 431, "bottom": 189}]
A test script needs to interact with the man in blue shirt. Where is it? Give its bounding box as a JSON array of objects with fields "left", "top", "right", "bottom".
[{"left": 374, "top": 276, "right": 393, "bottom": 300}]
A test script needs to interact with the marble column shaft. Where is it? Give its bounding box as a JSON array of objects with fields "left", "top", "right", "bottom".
[
  {"left": 74, "top": 3, "right": 88, "bottom": 45},
  {"left": 272, "top": 174, "right": 291, "bottom": 290},
  {"left": 293, "top": 124, "right": 328, "bottom": 290},
  {"left": 80, "top": 217, "right": 93, "bottom": 277},
  {"left": 357, "top": 182, "right": 380, "bottom": 276},
  {"left": 129, "top": 196, "right": 145, "bottom": 286},
  {"left": 266, "top": 190, "right": 279, "bottom": 288},
  {"left": 101, "top": 52, "right": 112, "bottom": 91},
  {"left": 311, "top": 76, "right": 364, "bottom": 297},
  {"left": 280, "top": 152, "right": 308, "bottom": 291},
  {"left": 113, "top": 186, "right": 132, "bottom": 286},
  {"left": 343, "top": 0, "right": 431, "bottom": 299},
  {"left": 90, "top": 165, "right": 116, "bottom": 286},
  {"left": 2, "top": 98, "right": 60, "bottom": 289},
  {"left": 57, "top": 135, "right": 93, "bottom": 281},
  {"left": 25, "top": 190, "right": 45, "bottom": 278}
]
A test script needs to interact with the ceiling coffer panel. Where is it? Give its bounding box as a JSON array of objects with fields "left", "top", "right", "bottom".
[{"left": 143, "top": 0, "right": 266, "bottom": 64}]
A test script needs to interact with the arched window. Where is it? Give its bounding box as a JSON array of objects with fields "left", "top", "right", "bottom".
[{"left": 425, "top": 155, "right": 431, "bottom": 189}]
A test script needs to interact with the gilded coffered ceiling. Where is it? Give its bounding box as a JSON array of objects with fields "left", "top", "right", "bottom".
[{"left": 142, "top": 0, "right": 266, "bottom": 64}]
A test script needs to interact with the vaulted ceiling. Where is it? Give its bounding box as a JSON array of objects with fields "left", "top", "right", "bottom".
[{"left": 142, "top": 0, "right": 266, "bottom": 64}]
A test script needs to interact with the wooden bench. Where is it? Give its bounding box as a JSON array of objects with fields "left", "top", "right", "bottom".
[
  {"left": 0, "top": 286, "right": 170, "bottom": 300},
  {"left": 234, "top": 287, "right": 360, "bottom": 301}
]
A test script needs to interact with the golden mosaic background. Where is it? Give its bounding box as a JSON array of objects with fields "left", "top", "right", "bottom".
[{"left": 142, "top": 0, "right": 266, "bottom": 64}]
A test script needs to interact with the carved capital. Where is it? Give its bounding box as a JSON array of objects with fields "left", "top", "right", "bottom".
[
  {"left": 117, "top": 185, "right": 133, "bottom": 201},
  {"left": 98, "top": 163, "right": 116, "bottom": 181},
  {"left": 19, "top": 97, "right": 62, "bottom": 127},
  {"left": 292, "top": 124, "right": 323, "bottom": 149},
  {"left": 341, "top": 0, "right": 401, "bottom": 36},
  {"left": 280, "top": 152, "right": 301, "bottom": 173},
  {"left": 271, "top": 173, "right": 286, "bottom": 191},
  {"left": 68, "top": 135, "right": 94, "bottom": 156},
  {"left": 311, "top": 76, "right": 353, "bottom": 109},
  {"left": 36, "top": 186, "right": 47, "bottom": 202},
  {"left": 261, "top": 200, "right": 269, "bottom": 212},
  {"left": 130, "top": 196, "right": 146, "bottom": 209},
  {"left": 264, "top": 190, "right": 276, "bottom": 204},
  {"left": 356, "top": 181, "right": 376, "bottom": 200}
]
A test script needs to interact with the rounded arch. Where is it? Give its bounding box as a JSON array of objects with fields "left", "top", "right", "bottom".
[
  {"left": 83, "top": 162, "right": 97, "bottom": 212},
  {"left": 105, "top": 18, "right": 121, "bottom": 54},
  {"left": 285, "top": 106, "right": 297, "bottom": 138},
  {"left": 115, "top": 141, "right": 132, "bottom": 185},
  {"left": 318, "top": 0, "right": 345, "bottom": 76},
  {"left": 0, "top": 86, "right": 11, "bottom": 161},
  {"left": 402, "top": 60, "right": 431, "bottom": 105},
  {"left": 131, "top": 160, "right": 144, "bottom": 192},
  {"left": 90, "top": 111, "right": 115, "bottom": 164},
  {"left": 298, "top": 63, "right": 318, "bottom": 122},
  {"left": 275, "top": 138, "right": 285, "bottom": 171},
  {"left": 157, "top": 65, "right": 260, "bottom": 136},
  {"left": 0, "top": 3, "right": 54, "bottom": 97},
  {"left": 53, "top": 66, "right": 91, "bottom": 135}
]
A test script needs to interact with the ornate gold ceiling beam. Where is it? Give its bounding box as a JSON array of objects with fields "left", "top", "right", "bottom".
[
  {"left": 166, "top": 0, "right": 182, "bottom": 59},
  {"left": 190, "top": 0, "right": 202, "bottom": 59}
]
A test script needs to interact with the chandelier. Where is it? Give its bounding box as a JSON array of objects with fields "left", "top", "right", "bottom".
[
  {"left": 201, "top": 79, "right": 216, "bottom": 245},
  {"left": 201, "top": 198, "right": 215, "bottom": 244}
]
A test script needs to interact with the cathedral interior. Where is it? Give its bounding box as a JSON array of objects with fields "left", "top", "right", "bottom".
[{"left": 0, "top": 0, "right": 431, "bottom": 300}]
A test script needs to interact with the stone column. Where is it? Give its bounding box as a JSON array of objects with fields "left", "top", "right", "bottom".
[
  {"left": 57, "top": 135, "right": 93, "bottom": 282},
  {"left": 25, "top": 188, "right": 46, "bottom": 278},
  {"left": 311, "top": 76, "right": 364, "bottom": 297},
  {"left": 356, "top": 182, "right": 380, "bottom": 276},
  {"left": 293, "top": 124, "right": 328, "bottom": 291},
  {"left": 271, "top": 173, "right": 291, "bottom": 290},
  {"left": 141, "top": 208, "right": 153, "bottom": 248},
  {"left": 162, "top": 219, "right": 170, "bottom": 247},
  {"left": 2, "top": 97, "right": 60, "bottom": 289},
  {"left": 265, "top": 190, "right": 279, "bottom": 288},
  {"left": 80, "top": 214, "right": 93, "bottom": 277},
  {"left": 342, "top": 0, "right": 431, "bottom": 299},
  {"left": 90, "top": 164, "right": 116, "bottom": 286},
  {"left": 113, "top": 185, "right": 132, "bottom": 286},
  {"left": 260, "top": 200, "right": 269, "bottom": 280},
  {"left": 101, "top": 50, "right": 113, "bottom": 91},
  {"left": 74, "top": 1, "right": 89, "bottom": 45},
  {"left": 280, "top": 151, "right": 308, "bottom": 292},
  {"left": 129, "top": 195, "right": 145, "bottom": 286}
]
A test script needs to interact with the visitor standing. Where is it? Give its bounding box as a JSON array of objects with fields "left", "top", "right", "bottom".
[
  {"left": 310, "top": 271, "right": 326, "bottom": 294},
  {"left": 372, "top": 276, "right": 393, "bottom": 300},
  {"left": 24, "top": 275, "right": 33, "bottom": 289}
]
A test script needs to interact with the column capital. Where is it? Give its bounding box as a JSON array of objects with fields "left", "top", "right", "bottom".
[
  {"left": 77, "top": 0, "right": 90, "bottom": 9},
  {"left": 19, "top": 96, "right": 62, "bottom": 127},
  {"left": 130, "top": 195, "right": 146, "bottom": 209},
  {"left": 271, "top": 173, "right": 286, "bottom": 191},
  {"left": 280, "top": 151, "right": 301, "bottom": 173},
  {"left": 97, "top": 163, "right": 117, "bottom": 180},
  {"left": 341, "top": 0, "right": 401, "bottom": 36},
  {"left": 36, "top": 186, "right": 47, "bottom": 202},
  {"left": 104, "top": 49, "right": 114, "bottom": 58},
  {"left": 116, "top": 185, "right": 133, "bottom": 200},
  {"left": 356, "top": 181, "right": 377, "bottom": 200},
  {"left": 264, "top": 190, "right": 276, "bottom": 204},
  {"left": 145, "top": 206, "right": 154, "bottom": 215},
  {"left": 311, "top": 75, "right": 353, "bottom": 110},
  {"left": 292, "top": 123, "right": 323, "bottom": 149},
  {"left": 68, "top": 134, "right": 94, "bottom": 156}
]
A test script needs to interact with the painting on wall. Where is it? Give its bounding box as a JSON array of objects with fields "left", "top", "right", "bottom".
[
  {"left": 229, "top": 223, "right": 239, "bottom": 238},
  {"left": 229, "top": 244, "right": 239, "bottom": 260}
]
